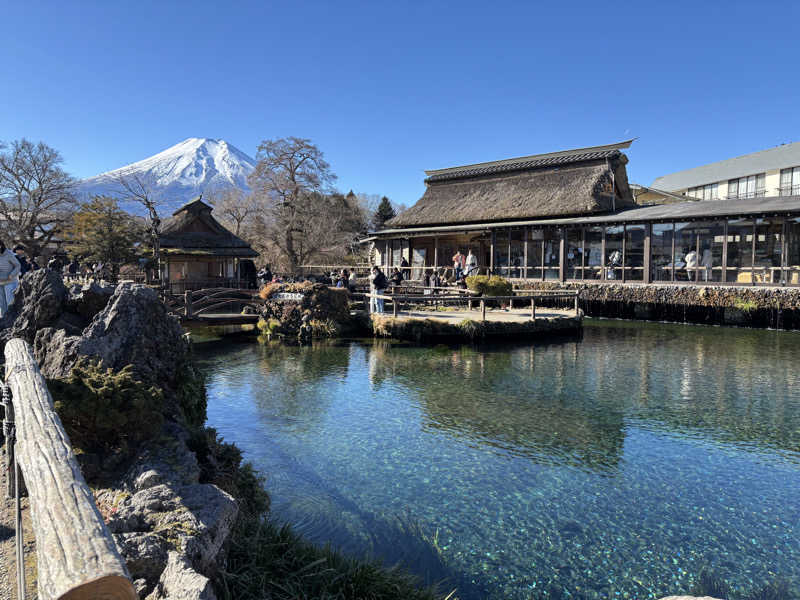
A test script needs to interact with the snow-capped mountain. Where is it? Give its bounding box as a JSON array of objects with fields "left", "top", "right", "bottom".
[{"left": 79, "top": 138, "right": 256, "bottom": 215}]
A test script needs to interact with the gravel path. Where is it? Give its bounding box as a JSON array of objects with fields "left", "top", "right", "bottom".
[{"left": 0, "top": 445, "right": 36, "bottom": 600}]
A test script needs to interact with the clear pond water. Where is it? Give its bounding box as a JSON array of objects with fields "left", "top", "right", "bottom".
[{"left": 196, "top": 321, "right": 800, "bottom": 599}]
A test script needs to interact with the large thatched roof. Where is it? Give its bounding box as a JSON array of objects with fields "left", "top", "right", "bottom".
[
  {"left": 159, "top": 197, "right": 258, "bottom": 257},
  {"left": 386, "top": 141, "right": 635, "bottom": 229}
]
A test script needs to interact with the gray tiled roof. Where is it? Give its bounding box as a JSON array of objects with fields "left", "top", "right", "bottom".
[
  {"left": 651, "top": 141, "right": 800, "bottom": 191},
  {"left": 424, "top": 140, "right": 634, "bottom": 183}
]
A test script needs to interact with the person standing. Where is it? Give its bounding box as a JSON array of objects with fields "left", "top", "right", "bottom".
[
  {"left": 400, "top": 256, "right": 410, "bottom": 280},
  {"left": 370, "top": 266, "right": 387, "bottom": 314},
  {"left": 452, "top": 250, "right": 465, "bottom": 279},
  {"left": 0, "top": 241, "right": 22, "bottom": 317},
  {"left": 13, "top": 246, "right": 30, "bottom": 275},
  {"left": 465, "top": 249, "right": 477, "bottom": 277}
]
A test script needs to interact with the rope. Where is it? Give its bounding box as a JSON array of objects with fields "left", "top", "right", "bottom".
[{"left": 2, "top": 380, "right": 25, "bottom": 599}]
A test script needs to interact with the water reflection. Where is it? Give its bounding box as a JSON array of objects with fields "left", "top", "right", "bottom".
[{"left": 198, "top": 323, "right": 800, "bottom": 599}]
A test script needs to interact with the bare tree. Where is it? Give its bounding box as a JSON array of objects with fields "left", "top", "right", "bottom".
[
  {"left": 0, "top": 139, "right": 77, "bottom": 258},
  {"left": 205, "top": 187, "right": 260, "bottom": 237},
  {"left": 247, "top": 137, "right": 341, "bottom": 272},
  {"left": 115, "top": 171, "right": 163, "bottom": 281}
]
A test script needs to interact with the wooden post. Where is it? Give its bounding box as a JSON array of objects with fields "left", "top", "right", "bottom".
[
  {"left": 559, "top": 228, "right": 566, "bottom": 282},
  {"left": 185, "top": 290, "right": 193, "bottom": 317},
  {"left": 480, "top": 298, "right": 486, "bottom": 322},
  {"left": 643, "top": 223, "right": 652, "bottom": 284},
  {"left": 531, "top": 298, "right": 535, "bottom": 320},
  {"left": 393, "top": 296, "right": 398, "bottom": 318},
  {"left": 5, "top": 339, "right": 137, "bottom": 600},
  {"left": 433, "top": 237, "right": 438, "bottom": 273},
  {"left": 523, "top": 226, "right": 529, "bottom": 279},
  {"left": 490, "top": 230, "right": 496, "bottom": 273},
  {"left": 574, "top": 293, "right": 579, "bottom": 313}
]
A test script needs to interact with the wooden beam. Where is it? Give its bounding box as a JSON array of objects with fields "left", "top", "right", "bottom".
[
  {"left": 559, "top": 228, "right": 566, "bottom": 282},
  {"left": 523, "top": 226, "right": 529, "bottom": 279},
  {"left": 643, "top": 223, "right": 652, "bottom": 284},
  {"left": 5, "top": 339, "right": 137, "bottom": 600},
  {"left": 490, "top": 230, "right": 496, "bottom": 273}
]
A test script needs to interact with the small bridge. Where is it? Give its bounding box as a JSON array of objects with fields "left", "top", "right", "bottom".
[{"left": 163, "top": 288, "right": 264, "bottom": 325}]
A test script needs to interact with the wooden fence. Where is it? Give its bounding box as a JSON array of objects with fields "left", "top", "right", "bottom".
[
  {"left": 365, "top": 289, "right": 579, "bottom": 321},
  {"left": 3, "top": 339, "right": 136, "bottom": 599}
]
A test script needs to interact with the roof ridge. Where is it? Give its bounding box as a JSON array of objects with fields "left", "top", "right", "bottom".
[{"left": 424, "top": 139, "right": 635, "bottom": 177}]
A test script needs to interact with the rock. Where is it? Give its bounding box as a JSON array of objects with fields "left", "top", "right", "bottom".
[
  {"left": 145, "top": 552, "right": 217, "bottom": 600},
  {"left": 178, "top": 484, "right": 238, "bottom": 572},
  {"left": 35, "top": 283, "right": 189, "bottom": 392},
  {"left": 66, "top": 282, "right": 114, "bottom": 320},
  {"left": 0, "top": 269, "right": 68, "bottom": 349},
  {"left": 115, "top": 532, "right": 170, "bottom": 586}
]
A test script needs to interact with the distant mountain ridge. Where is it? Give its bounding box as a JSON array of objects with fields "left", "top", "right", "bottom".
[{"left": 78, "top": 138, "right": 256, "bottom": 215}]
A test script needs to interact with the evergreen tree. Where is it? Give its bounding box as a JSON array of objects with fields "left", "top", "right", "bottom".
[
  {"left": 65, "top": 196, "right": 143, "bottom": 278},
  {"left": 372, "top": 196, "right": 396, "bottom": 230}
]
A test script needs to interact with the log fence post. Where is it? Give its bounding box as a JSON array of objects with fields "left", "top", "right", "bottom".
[
  {"left": 480, "top": 298, "right": 486, "bottom": 322},
  {"left": 185, "top": 290, "right": 193, "bottom": 318},
  {"left": 5, "top": 338, "right": 137, "bottom": 600},
  {"left": 531, "top": 298, "right": 536, "bottom": 320}
]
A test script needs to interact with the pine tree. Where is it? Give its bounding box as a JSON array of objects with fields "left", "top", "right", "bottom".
[
  {"left": 372, "top": 196, "right": 396, "bottom": 230},
  {"left": 65, "top": 196, "right": 143, "bottom": 278}
]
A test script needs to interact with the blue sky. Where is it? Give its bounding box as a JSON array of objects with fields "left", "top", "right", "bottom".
[{"left": 2, "top": 0, "right": 799, "bottom": 205}]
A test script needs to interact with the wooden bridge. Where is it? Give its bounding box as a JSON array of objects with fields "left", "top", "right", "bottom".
[
  {"left": 163, "top": 287, "right": 264, "bottom": 325},
  {"left": 2, "top": 339, "right": 137, "bottom": 599}
]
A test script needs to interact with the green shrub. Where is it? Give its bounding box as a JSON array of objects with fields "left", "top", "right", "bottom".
[
  {"left": 465, "top": 275, "right": 512, "bottom": 296},
  {"left": 187, "top": 427, "right": 270, "bottom": 517},
  {"left": 50, "top": 359, "right": 164, "bottom": 458},
  {"left": 176, "top": 360, "right": 207, "bottom": 429}
]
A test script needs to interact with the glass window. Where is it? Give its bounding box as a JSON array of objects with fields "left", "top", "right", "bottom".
[
  {"left": 566, "top": 228, "right": 583, "bottom": 280},
  {"left": 493, "top": 230, "right": 508, "bottom": 276},
  {"left": 543, "top": 229, "right": 561, "bottom": 280},
  {"left": 753, "top": 218, "right": 783, "bottom": 284},
  {"left": 624, "top": 224, "right": 645, "bottom": 281},
  {"left": 651, "top": 223, "right": 674, "bottom": 282},
  {"left": 726, "top": 219, "right": 754, "bottom": 283},
  {"left": 585, "top": 227, "right": 604, "bottom": 280},
  {"left": 510, "top": 229, "right": 524, "bottom": 278},
  {"left": 674, "top": 221, "right": 725, "bottom": 283},
  {"left": 780, "top": 167, "right": 800, "bottom": 196},
  {"left": 605, "top": 226, "right": 624, "bottom": 280},
  {"left": 728, "top": 179, "right": 738, "bottom": 199},
  {"left": 786, "top": 218, "right": 800, "bottom": 284},
  {"left": 527, "top": 229, "right": 544, "bottom": 280}
]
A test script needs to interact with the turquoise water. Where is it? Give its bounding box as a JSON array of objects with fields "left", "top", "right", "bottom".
[{"left": 197, "top": 321, "right": 800, "bottom": 599}]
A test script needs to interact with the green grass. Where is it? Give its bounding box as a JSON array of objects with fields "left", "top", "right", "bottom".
[{"left": 215, "top": 513, "right": 458, "bottom": 600}]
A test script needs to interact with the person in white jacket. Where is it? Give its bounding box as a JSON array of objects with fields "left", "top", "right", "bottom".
[{"left": 0, "top": 241, "right": 21, "bottom": 317}]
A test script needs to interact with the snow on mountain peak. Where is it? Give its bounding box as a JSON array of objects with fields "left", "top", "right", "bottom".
[{"left": 79, "top": 138, "right": 257, "bottom": 214}]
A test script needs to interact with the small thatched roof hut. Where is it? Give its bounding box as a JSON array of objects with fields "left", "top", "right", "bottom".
[
  {"left": 160, "top": 197, "right": 258, "bottom": 257},
  {"left": 159, "top": 197, "right": 257, "bottom": 293},
  {"left": 386, "top": 140, "right": 635, "bottom": 229}
]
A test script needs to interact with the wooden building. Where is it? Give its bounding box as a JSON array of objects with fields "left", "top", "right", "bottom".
[
  {"left": 159, "top": 197, "right": 258, "bottom": 293},
  {"left": 372, "top": 141, "right": 800, "bottom": 286}
]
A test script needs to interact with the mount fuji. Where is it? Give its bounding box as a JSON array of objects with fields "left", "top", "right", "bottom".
[{"left": 78, "top": 138, "right": 257, "bottom": 215}]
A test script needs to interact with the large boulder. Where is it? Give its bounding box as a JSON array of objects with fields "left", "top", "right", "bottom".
[
  {"left": 0, "top": 269, "right": 68, "bottom": 348},
  {"left": 35, "top": 283, "right": 189, "bottom": 390},
  {"left": 66, "top": 281, "right": 114, "bottom": 320}
]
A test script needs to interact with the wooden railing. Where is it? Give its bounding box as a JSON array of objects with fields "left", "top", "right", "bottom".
[
  {"left": 366, "top": 289, "right": 579, "bottom": 321},
  {"left": 3, "top": 339, "right": 136, "bottom": 600}
]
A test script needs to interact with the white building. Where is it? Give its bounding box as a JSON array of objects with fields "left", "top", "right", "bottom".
[{"left": 650, "top": 141, "right": 800, "bottom": 201}]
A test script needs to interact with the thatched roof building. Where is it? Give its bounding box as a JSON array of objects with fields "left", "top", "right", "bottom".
[
  {"left": 160, "top": 197, "right": 258, "bottom": 258},
  {"left": 159, "top": 197, "right": 257, "bottom": 293},
  {"left": 386, "top": 140, "right": 635, "bottom": 229}
]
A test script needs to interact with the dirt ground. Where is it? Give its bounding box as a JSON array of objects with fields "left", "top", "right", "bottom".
[{"left": 0, "top": 445, "right": 36, "bottom": 600}]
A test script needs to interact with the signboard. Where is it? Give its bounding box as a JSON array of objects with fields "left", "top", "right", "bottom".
[{"left": 274, "top": 292, "right": 305, "bottom": 301}]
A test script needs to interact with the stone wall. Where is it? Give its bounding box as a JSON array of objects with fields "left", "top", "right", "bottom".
[{"left": 514, "top": 281, "right": 800, "bottom": 329}]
